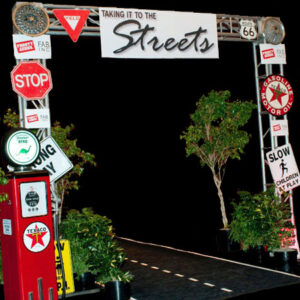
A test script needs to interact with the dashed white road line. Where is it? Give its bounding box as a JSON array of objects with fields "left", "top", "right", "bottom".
[
  {"left": 130, "top": 259, "right": 138, "bottom": 263},
  {"left": 128, "top": 258, "right": 233, "bottom": 294},
  {"left": 188, "top": 277, "right": 199, "bottom": 282},
  {"left": 221, "top": 288, "right": 233, "bottom": 293},
  {"left": 204, "top": 282, "right": 215, "bottom": 287}
]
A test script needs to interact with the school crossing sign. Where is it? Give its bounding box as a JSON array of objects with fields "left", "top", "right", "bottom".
[{"left": 266, "top": 143, "right": 300, "bottom": 192}]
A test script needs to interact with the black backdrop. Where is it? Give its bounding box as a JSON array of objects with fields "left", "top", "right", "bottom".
[{"left": 2, "top": 0, "right": 300, "bottom": 253}]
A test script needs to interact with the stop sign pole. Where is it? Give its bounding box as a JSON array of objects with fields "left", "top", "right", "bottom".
[{"left": 11, "top": 60, "right": 53, "bottom": 100}]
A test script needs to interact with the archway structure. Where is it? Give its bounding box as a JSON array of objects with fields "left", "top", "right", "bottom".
[{"left": 10, "top": 2, "right": 298, "bottom": 253}]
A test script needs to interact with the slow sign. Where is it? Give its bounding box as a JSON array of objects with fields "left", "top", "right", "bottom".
[
  {"left": 266, "top": 143, "right": 300, "bottom": 192},
  {"left": 11, "top": 61, "right": 52, "bottom": 100}
]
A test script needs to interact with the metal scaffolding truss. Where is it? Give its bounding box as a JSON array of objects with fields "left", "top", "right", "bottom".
[
  {"left": 13, "top": 2, "right": 286, "bottom": 189},
  {"left": 40, "top": 4, "right": 268, "bottom": 42},
  {"left": 13, "top": 3, "right": 297, "bottom": 253}
]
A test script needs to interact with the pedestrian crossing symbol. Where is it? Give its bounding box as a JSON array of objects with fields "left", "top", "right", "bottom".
[{"left": 266, "top": 143, "right": 300, "bottom": 193}]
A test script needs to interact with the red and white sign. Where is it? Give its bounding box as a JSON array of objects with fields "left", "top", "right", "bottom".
[
  {"left": 53, "top": 9, "right": 90, "bottom": 42},
  {"left": 13, "top": 35, "right": 51, "bottom": 59},
  {"left": 260, "top": 75, "right": 293, "bottom": 116},
  {"left": 270, "top": 119, "right": 289, "bottom": 137},
  {"left": 11, "top": 61, "right": 52, "bottom": 100},
  {"left": 24, "top": 108, "right": 51, "bottom": 129},
  {"left": 259, "top": 44, "right": 286, "bottom": 64},
  {"left": 23, "top": 222, "right": 51, "bottom": 253}
]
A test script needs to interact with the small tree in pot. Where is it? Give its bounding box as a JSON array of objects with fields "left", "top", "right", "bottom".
[
  {"left": 61, "top": 208, "right": 133, "bottom": 296},
  {"left": 229, "top": 186, "right": 295, "bottom": 264},
  {"left": 180, "top": 90, "right": 256, "bottom": 228}
]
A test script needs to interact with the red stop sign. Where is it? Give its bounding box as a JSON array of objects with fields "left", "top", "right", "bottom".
[{"left": 11, "top": 61, "right": 53, "bottom": 100}]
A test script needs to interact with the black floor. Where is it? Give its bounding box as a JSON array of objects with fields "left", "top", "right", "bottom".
[
  {"left": 2, "top": 238, "right": 300, "bottom": 300},
  {"left": 116, "top": 238, "right": 300, "bottom": 299}
]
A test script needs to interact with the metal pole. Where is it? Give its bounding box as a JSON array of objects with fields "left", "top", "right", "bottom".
[{"left": 252, "top": 42, "right": 267, "bottom": 191}]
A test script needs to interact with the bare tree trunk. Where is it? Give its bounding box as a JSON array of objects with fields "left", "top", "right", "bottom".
[{"left": 211, "top": 168, "right": 228, "bottom": 228}]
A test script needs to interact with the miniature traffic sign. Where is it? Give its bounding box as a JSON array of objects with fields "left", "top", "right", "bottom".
[
  {"left": 53, "top": 9, "right": 90, "bottom": 42},
  {"left": 11, "top": 61, "right": 52, "bottom": 100},
  {"left": 261, "top": 75, "right": 293, "bottom": 116},
  {"left": 266, "top": 143, "right": 300, "bottom": 192},
  {"left": 32, "top": 136, "right": 73, "bottom": 183}
]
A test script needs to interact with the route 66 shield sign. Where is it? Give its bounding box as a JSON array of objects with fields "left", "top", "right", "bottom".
[{"left": 240, "top": 19, "right": 257, "bottom": 40}]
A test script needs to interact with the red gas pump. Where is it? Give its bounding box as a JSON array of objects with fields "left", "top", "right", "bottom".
[{"left": 0, "top": 129, "right": 58, "bottom": 300}]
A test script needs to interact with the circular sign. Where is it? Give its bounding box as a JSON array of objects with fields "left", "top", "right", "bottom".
[
  {"left": 260, "top": 75, "right": 293, "bottom": 116},
  {"left": 2, "top": 129, "right": 40, "bottom": 167},
  {"left": 11, "top": 61, "right": 53, "bottom": 100},
  {"left": 23, "top": 222, "right": 51, "bottom": 253},
  {"left": 25, "top": 191, "right": 40, "bottom": 207},
  {"left": 262, "top": 17, "right": 285, "bottom": 45},
  {"left": 12, "top": 3, "right": 50, "bottom": 37}
]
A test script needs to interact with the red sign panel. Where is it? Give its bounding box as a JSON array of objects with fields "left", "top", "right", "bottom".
[
  {"left": 53, "top": 9, "right": 90, "bottom": 42},
  {"left": 11, "top": 61, "right": 52, "bottom": 100},
  {"left": 260, "top": 75, "right": 293, "bottom": 116}
]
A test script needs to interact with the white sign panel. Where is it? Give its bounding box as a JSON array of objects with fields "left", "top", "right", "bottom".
[
  {"left": 2, "top": 219, "right": 12, "bottom": 236},
  {"left": 20, "top": 181, "right": 48, "bottom": 218},
  {"left": 259, "top": 44, "right": 286, "bottom": 64},
  {"left": 99, "top": 7, "right": 219, "bottom": 59},
  {"left": 32, "top": 136, "right": 73, "bottom": 183},
  {"left": 13, "top": 34, "right": 51, "bottom": 59},
  {"left": 24, "top": 109, "right": 51, "bottom": 129},
  {"left": 240, "top": 20, "right": 257, "bottom": 40},
  {"left": 266, "top": 143, "right": 300, "bottom": 192},
  {"left": 270, "top": 119, "right": 289, "bottom": 137}
]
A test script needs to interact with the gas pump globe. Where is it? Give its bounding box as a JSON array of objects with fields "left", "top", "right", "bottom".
[
  {"left": 0, "top": 129, "right": 58, "bottom": 300},
  {"left": 2, "top": 129, "right": 40, "bottom": 171}
]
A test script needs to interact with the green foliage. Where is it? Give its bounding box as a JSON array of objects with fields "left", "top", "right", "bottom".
[
  {"left": 181, "top": 90, "right": 256, "bottom": 165},
  {"left": 51, "top": 121, "right": 97, "bottom": 197},
  {"left": 60, "top": 208, "right": 133, "bottom": 284},
  {"left": 2, "top": 108, "right": 19, "bottom": 129},
  {"left": 180, "top": 90, "right": 256, "bottom": 228},
  {"left": 229, "top": 187, "right": 294, "bottom": 251},
  {"left": 0, "top": 168, "right": 8, "bottom": 203}
]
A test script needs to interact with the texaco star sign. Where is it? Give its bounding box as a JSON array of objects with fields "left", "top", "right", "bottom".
[{"left": 261, "top": 75, "right": 294, "bottom": 116}]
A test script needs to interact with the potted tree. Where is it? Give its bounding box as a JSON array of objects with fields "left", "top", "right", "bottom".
[
  {"left": 229, "top": 186, "right": 296, "bottom": 267},
  {"left": 60, "top": 208, "right": 133, "bottom": 298},
  {"left": 180, "top": 90, "right": 256, "bottom": 252}
]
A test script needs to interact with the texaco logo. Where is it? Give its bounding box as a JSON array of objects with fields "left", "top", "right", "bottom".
[
  {"left": 23, "top": 222, "right": 50, "bottom": 252},
  {"left": 261, "top": 75, "right": 293, "bottom": 116}
]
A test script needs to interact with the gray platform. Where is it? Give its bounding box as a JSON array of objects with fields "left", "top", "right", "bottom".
[{"left": 118, "top": 237, "right": 300, "bottom": 300}]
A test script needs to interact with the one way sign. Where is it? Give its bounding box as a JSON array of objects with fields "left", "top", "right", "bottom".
[
  {"left": 32, "top": 136, "right": 73, "bottom": 183},
  {"left": 266, "top": 143, "right": 300, "bottom": 192}
]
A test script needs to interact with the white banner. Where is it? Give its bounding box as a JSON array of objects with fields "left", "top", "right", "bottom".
[
  {"left": 99, "top": 7, "right": 219, "bottom": 59},
  {"left": 266, "top": 144, "right": 300, "bottom": 192},
  {"left": 259, "top": 44, "right": 286, "bottom": 64},
  {"left": 24, "top": 109, "right": 51, "bottom": 129},
  {"left": 270, "top": 119, "right": 289, "bottom": 137},
  {"left": 13, "top": 34, "right": 51, "bottom": 59}
]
